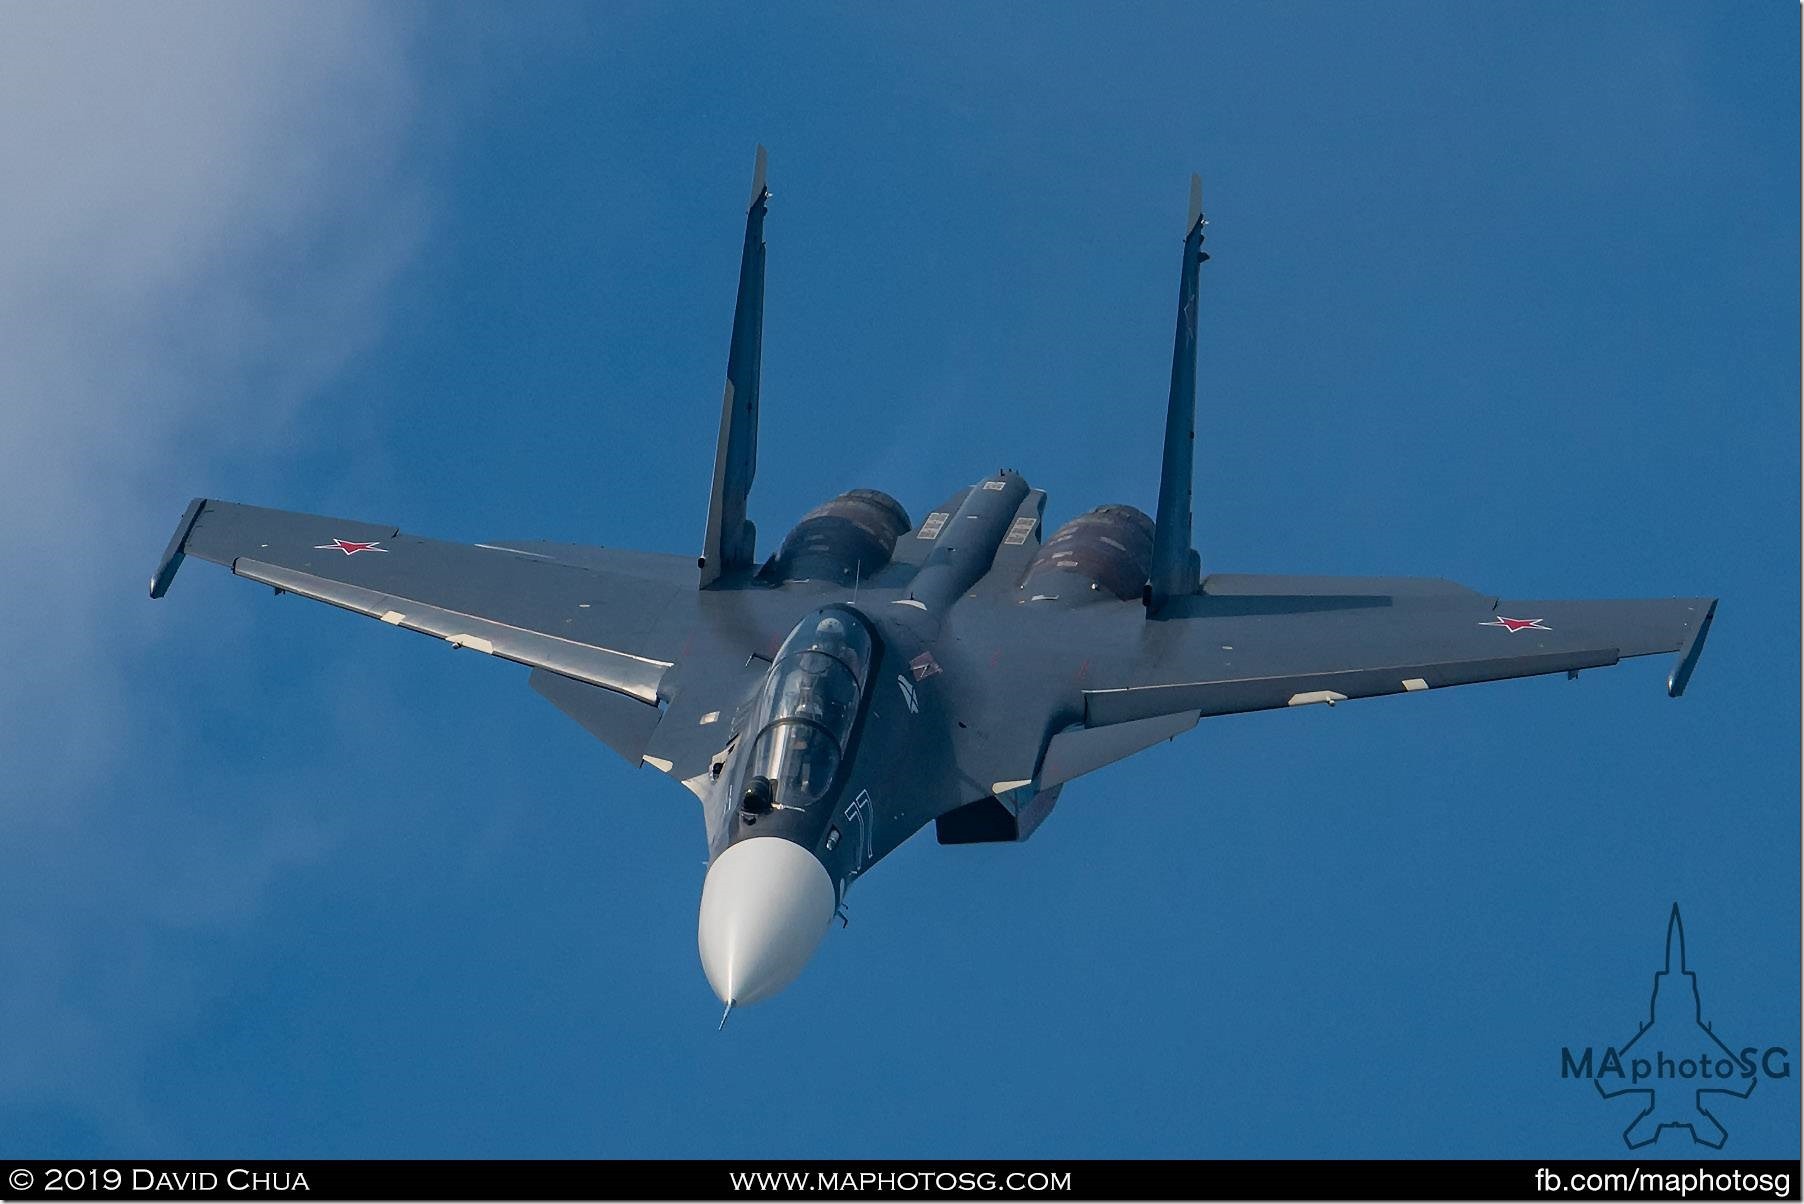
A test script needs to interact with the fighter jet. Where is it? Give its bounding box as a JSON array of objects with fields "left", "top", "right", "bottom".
[{"left": 150, "top": 149, "right": 1715, "bottom": 1014}]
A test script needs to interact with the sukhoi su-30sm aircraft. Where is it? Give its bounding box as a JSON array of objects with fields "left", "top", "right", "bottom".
[{"left": 151, "top": 150, "right": 1716, "bottom": 1015}]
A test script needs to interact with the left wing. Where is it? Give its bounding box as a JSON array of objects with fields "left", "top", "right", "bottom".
[{"left": 151, "top": 498, "right": 692, "bottom": 704}]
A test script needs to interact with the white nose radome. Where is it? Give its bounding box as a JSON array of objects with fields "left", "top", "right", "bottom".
[{"left": 698, "top": 836, "right": 835, "bottom": 1006}]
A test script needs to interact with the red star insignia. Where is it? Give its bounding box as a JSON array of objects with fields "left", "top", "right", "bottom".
[
  {"left": 314, "top": 538, "right": 388, "bottom": 556},
  {"left": 1480, "top": 615, "right": 1549, "bottom": 633}
]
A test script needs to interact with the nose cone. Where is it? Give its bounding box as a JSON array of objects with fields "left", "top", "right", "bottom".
[{"left": 698, "top": 836, "right": 835, "bottom": 1006}]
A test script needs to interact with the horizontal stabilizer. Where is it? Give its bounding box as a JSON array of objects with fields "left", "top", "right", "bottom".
[
  {"left": 934, "top": 786, "right": 1063, "bottom": 845},
  {"left": 531, "top": 668, "right": 663, "bottom": 766},
  {"left": 1038, "top": 711, "right": 1200, "bottom": 789}
]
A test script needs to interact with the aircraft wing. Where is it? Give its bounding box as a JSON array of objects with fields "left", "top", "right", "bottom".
[
  {"left": 1080, "top": 586, "right": 1716, "bottom": 729},
  {"left": 150, "top": 498, "right": 692, "bottom": 705}
]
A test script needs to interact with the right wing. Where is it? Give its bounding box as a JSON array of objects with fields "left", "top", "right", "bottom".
[
  {"left": 958, "top": 582, "right": 1716, "bottom": 797},
  {"left": 945, "top": 579, "right": 1713, "bottom": 804},
  {"left": 1083, "top": 584, "right": 1716, "bottom": 729},
  {"left": 151, "top": 498, "right": 692, "bottom": 704}
]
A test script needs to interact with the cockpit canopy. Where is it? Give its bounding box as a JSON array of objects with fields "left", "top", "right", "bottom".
[{"left": 740, "top": 608, "right": 874, "bottom": 813}]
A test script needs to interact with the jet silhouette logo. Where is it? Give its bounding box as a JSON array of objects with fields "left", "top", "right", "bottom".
[{"left": 1561, "top": 905, "right": 1791, "bottom": 1149}]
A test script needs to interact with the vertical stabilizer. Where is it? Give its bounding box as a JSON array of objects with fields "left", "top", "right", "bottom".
[
  {"left": 1146, "top": 174, "right": 1208, "bottom": 614},
  {"left": 700, "top": 146, "right": 770, "bottom": 587}
]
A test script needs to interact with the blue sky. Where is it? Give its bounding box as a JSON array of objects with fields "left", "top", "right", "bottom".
[{"left": 2, "top": 2, "right": 1796, "bottom": 1159}]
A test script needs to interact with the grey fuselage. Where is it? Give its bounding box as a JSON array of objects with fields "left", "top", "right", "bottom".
[{"left": 701, "top": 471, "right": 1039, "bottom": 902}]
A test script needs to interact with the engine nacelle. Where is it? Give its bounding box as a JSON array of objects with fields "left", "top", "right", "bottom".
[
  {"left": 1019, "top": 504, "right": 1154, "bottom": 602},
  {"left": 766, "top": 489, "right": 912, "bottom": 584}
]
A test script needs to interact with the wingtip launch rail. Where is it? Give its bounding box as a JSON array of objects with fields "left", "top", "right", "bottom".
[
  {"left": 1666, "top": 597, "right": 1717, "bottom": 698},
  {"left": 149, "top": 495, "right": 207, "bottom": 598}
]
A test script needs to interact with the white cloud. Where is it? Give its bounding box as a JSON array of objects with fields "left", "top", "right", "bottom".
[
  {"left": 0, "top": 2, "right": 435, "bottom": 1138},
  {"left": 0, "top": 3, "right": 429, "bottom": 792}
]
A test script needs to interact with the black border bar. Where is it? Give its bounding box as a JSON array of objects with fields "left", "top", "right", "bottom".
[{"left": 0, "top": 1159, "right": 1797, "bottom": 1201}]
